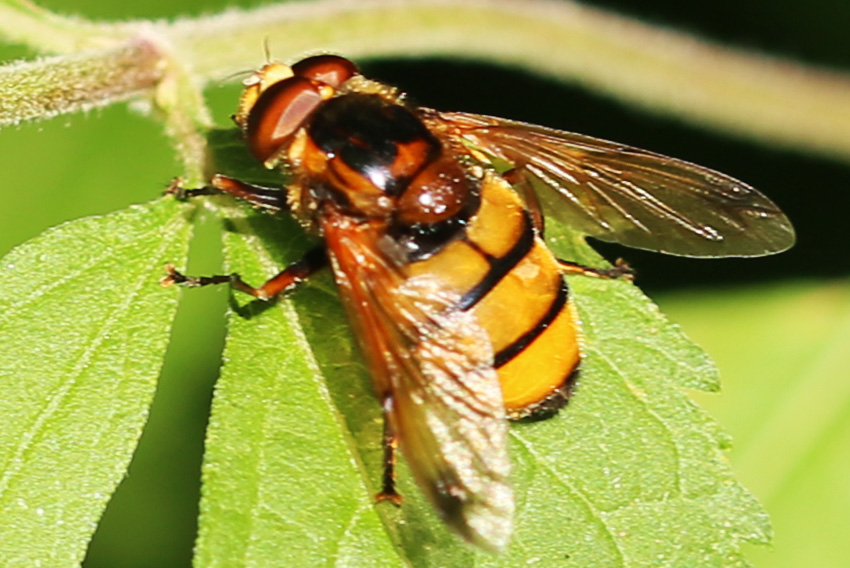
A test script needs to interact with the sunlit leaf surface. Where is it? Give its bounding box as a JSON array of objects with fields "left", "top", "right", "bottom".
[{"left": 0, "top": 199, "right": 192, "bottom": 567}]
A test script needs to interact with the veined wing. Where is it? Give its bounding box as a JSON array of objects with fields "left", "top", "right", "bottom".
[
  {"left": 321, "top": 209, "right": 513, "bottom": 552},
  {"left": 436, "top": 111, "right": 795, "bottom": 258}
]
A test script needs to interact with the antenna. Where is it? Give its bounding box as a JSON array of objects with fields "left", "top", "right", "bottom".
[
  {"left": 263, "top": 37, "right": 272, "bottom": 63},
  {"left": 215, "top": 68, "right": 255, "bottom": 86}
]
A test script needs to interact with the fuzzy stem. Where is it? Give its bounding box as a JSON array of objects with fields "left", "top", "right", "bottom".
[
  {"left": 1, "top": 0, "right": 849, "bottom": 162},
  {"left": 0, "top": 0, "right": 122, "bottom": 52},
  {"left": 168, "top": 0, "right": 850, "bottom": 161},
  {"left": 0, "top": 39, "right": 162, "bottom": 125}
]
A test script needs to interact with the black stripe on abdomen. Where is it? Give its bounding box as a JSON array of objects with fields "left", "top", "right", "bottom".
[
  {"left": 456, "top": 213, "right": 535, "bottom": 312},
  {"left": 493, "top": 279, "right": 569, "bottom": 368}
]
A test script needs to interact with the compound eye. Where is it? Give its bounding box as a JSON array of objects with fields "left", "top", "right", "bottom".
[
  {"left": 245, "top": 76, "right": 322, "bottom": 164},
  {"left": 292, "top": 55, "right": 358, "bottom": 88}
]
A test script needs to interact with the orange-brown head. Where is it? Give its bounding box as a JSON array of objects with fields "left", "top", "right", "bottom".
[
  {"left": 235, "top": 54, "right": 359, "bottom": 168},
  {"left": 235, "top": 54, "right": 476, "bottom": 236}
]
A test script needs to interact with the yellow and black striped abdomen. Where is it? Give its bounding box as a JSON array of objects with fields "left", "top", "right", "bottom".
[{"left": 407, "top": 173, "right": 582, "bottom": 419}]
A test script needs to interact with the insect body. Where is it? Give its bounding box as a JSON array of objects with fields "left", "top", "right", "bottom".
[{"left": 166, "top": 55, "right": 794, "bottom": 552}]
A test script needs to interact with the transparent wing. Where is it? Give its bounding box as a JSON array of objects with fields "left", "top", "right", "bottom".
[
  {"left": 321, "top": 211, "right": 513, "bottom": 552},
  {"left": 436, "top": 111, "right": 795, "bottom": 257}
]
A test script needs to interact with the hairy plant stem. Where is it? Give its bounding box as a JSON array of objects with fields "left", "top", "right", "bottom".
[{"left": 1, "top": 0, "right": 849, "bottom": 167}]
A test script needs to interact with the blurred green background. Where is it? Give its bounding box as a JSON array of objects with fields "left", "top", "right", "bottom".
[{"left": 1, "top": 1, "right": 848, "bottom": 566}]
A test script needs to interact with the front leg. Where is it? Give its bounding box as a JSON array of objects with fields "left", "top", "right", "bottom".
[
  {"left": 167, "top": 174, "right": 286, "bottom": 213},
  {"left": 163, "top": 246, "right": 327, "bottom": 301}
]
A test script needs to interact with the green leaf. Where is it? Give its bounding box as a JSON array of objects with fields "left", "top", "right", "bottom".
[
  {"left": 0, "top": 198, "right": 192, "bottom": 567},
  {"left": 191, "top": 132, "right": 769, "bottom": 566},
  {"left": 662, "top": 282, "right": 850, "bottom": 568},
  {"left": 193, "top": 199, "right": 401, "bottom": 567}
]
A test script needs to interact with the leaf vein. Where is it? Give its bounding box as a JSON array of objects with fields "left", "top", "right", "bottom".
[
  {"left": 0, "top": 215, "right": 182, "bottom": 501},
  {"left": 589, "top": 347, "right": 685, "bottom": 498},
  {"left": 510, "top": 430, "right": 628, "bottom": 565}
]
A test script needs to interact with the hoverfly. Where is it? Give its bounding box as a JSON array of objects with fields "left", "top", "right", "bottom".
[{"left": 164, "top": 55, "right": 795, "bottom": 552}]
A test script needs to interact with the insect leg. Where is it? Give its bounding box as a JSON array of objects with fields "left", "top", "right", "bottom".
[
  {"left": 164, "top": 177, "right": 219, "bottom": 199},
  {"left": 375, "top": 396, "right": 403, "bottom": 506},
  {"left": 166, "top": 174, "right": 285, "bottom": 212},
  {"left": 209, "top": 174, "right": 285, "bottom": 212},
  {"left": 162, "top": 246, "right": 327, "bottom": 300},
  {"left": 556, "top": 258, "right": 634, "bottom": 280}
]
